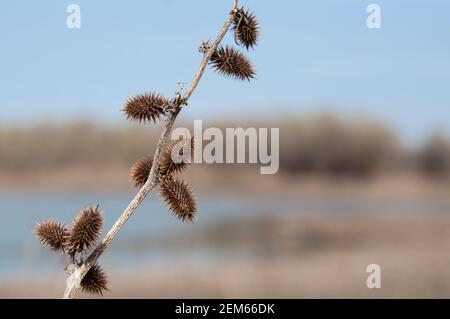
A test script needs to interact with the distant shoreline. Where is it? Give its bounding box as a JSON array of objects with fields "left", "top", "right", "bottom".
[{"left": 1, "top": 165, "right": 449, "bottom": 199}]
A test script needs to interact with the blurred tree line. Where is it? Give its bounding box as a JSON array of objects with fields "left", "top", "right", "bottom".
[{"left": 0, "top": 115, "right": 449, "bottom": 180}]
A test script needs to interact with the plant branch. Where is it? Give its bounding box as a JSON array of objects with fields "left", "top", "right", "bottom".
[{"left": 62, "top": 0, "right": 239, "bottom": 299}]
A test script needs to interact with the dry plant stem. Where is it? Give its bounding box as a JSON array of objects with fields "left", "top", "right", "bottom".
[{"left": 63, "top": 0, "right": 239, "bottom": 299}]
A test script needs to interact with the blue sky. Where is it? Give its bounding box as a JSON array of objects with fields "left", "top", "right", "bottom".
[{"left": 1, "top": 0, "right": 449, "bottom": 143}]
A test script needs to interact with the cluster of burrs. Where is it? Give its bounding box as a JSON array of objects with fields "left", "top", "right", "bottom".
[
  {"left": 129, "top": 136, "right": 197, "bottom": 223},
  {"left": 123, "top": 6, "right": 259, "bottom": 222},
  {"left": 35, "top": 205, "right": 107, "bottom": 295},
  {"left": 204, "top": 6, "right": 260, "bottom": 81}
]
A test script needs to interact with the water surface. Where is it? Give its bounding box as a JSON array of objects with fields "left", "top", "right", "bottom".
[{"left": 1, "top": 190, "right": 449, "bottom": 279}]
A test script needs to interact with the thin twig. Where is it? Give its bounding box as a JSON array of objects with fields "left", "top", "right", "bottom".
[{"left": 62, "top": 0, "right": 239, "bottom": 299}]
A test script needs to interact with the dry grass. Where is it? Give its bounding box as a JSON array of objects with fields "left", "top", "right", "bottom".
[
  {"left": 1, "top": 116, "right": 449, "bottom": 196},
  {"left": 1, "top": 116, "right": 449, "bottom": 180}
]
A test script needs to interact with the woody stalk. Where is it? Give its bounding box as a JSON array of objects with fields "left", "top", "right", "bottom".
[{"left": 34, "top": 0, "right": 260, "bottom": 299}]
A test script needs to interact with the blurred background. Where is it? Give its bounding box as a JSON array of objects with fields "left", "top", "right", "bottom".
[{"left": 1, "top": 0, "right": 450, "bottom": 298}]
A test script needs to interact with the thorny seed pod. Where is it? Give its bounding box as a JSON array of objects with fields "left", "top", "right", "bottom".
[
  {"left": 66, "top": 205, "right": 103, "bottom": 257},
  {"left": 130, "top": 156, "right": 153, "bottom": 188},
  {"left": 80, "top": 264, "right": 108, "bottom": 296},
  {"left": 232, "top": 7, "right": 259, "bottom": 49},
  {"left": 210, "top": 45, "right": 255, "bottom": 81},
  {"left": 123, "top": 92, "right": 170, "bottom": 123},
  {"left": 158, "top": 137, "right": 194, "bottom": 176},
  {"left": 34, "top": 220, "right": 68, "bottom": 253},
  {"left": 159, "top": 178, "right": 197, "bottom": 222}
]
